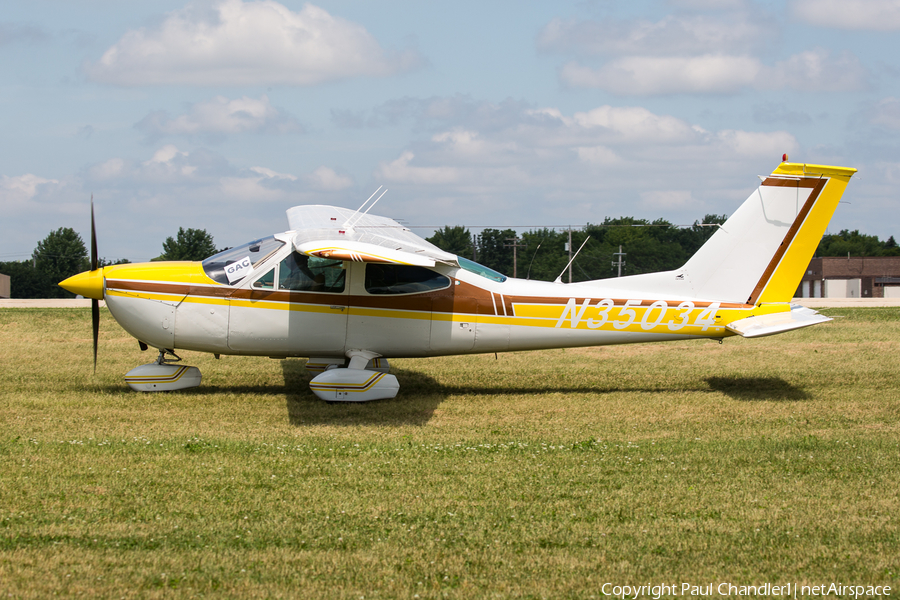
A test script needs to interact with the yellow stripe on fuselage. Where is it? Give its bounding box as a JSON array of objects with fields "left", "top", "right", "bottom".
[{"left": 103, "top": 259, "right": 796, "bottom": 338}]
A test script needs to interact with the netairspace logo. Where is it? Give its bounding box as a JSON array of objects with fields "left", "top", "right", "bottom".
[{"left": 600, "top": 582, "right": 892, "bottom": 599}]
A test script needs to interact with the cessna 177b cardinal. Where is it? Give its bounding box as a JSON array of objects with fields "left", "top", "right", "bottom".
[{"left": 60, "top": 161, "right": 855, "bottom": 402}]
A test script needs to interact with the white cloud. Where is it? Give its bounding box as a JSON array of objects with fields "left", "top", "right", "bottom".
[
  {"left": 575, "top": 146, "right": 622, "bottom": 166},
  {"left": 367, "top": 100, "right": 800, "bottom": 232},
  {"left": 792, "top": 0, "right": 900, "bottom": 30},
  {"left": 136, "top": 95, "right": 301, "bottom": 139},
  {"left": 377, "top": 151, "right": 461, "bottom": 184},
  {"left": 218, "top": 176, "right": 286, "bottom": 202},
  {"left": 84, "top": 0, "right": 422, "bottom": 86},
  {"left": 714, "top": 130, "right": 798, "bottom": 158},
  {"left": 561, "top": 55, "right": 761, "bottom": 95},
  {"left": 250, "top": 166, "right": 298, "bottom": 181},
  {"left": 538, "top": 14, "right": 772, "bottom": 57},
  {"left": 303, "top": 166, "right": 353, "bottom": 191},
  {"left": 87, "top": 158, "right": 127, "bottom": 181},
  {"left": 0, "top": 174, "right": 60, "bottom": 211},
  {"left": 561, "top": 49, "right": 868, "bottom": 95},
  {"left": 763, "top": 48, "right": 869, "bottom": 92},
  {"left": 541, "top": 10, "right": 867, "bottom": 96},
  {"left": 146, "top": 145, "right": 188, "bottom": 165},
  {"left": 0, "top": 103, "right": 808, "bottom": 263},
  {"left": 571, "top": 106, "right": 705, "bottom": 144}
]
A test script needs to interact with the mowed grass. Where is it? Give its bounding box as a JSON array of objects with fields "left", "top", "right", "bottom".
[{"left": 0, "top": 308, "right": 898, "bottom": 598}]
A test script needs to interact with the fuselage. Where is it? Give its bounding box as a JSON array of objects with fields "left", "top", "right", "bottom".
[{"left": 94, "top": 232, "right": 782, "bottom": 360}]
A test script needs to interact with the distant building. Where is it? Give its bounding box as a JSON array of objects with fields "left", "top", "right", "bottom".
[
  {"left": 797, "top": 257, "right": 900, "bottom": 298},
  {"left": 0, "top": 273, "right": 9, "bottom": 299}
]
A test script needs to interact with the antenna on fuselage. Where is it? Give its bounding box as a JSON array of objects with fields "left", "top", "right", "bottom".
[
  {"left": 344, "top": 186, "right": 388, "bottom": 231},
  {"left": 553, "top": 235, "right": 590, "bottom": 284},
  {"left": 525, "top": 241, "right": 542, "bottom": 280}
]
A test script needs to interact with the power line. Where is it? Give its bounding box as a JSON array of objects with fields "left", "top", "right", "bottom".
[{"left": 406, "top": 223, "right": 722, "bottom": 229}]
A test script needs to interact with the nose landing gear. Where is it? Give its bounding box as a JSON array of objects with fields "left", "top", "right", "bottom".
[{"left": 124, "top": 349, "right": 202, "bottom": 392}]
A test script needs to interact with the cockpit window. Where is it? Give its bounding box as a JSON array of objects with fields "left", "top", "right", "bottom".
[
  {"left": 202, "top": 236, "right": 285, "bottom": 285},
  {"left": 457, "top": 256, "right": 507, "bottom": 282},
  {"left": 365, "top": 264, "right": 450, "bottom": 295}
]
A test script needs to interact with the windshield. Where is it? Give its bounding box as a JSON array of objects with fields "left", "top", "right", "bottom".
[
  {"left": 458, "top": 256, "right": 507, "bottom": 282},
  {"left": 202, "top": 236, "right": 285, "bottom": 284}
]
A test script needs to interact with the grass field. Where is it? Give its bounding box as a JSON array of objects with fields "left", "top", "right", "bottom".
[{"left": 1, "top": 307, "right": 898, "bottom": 599}]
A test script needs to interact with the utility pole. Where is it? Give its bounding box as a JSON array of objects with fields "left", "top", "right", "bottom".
[
  {"left": 504, "top": 237, "right": 526, "bottom": 278},
  {"left": 567, "top": 228, "right": 573, "bottom": 283},
  {"left": 612, "top": 245, "right": 626, "bottom": 277},
  {"left": 472, "top": 233, "right": 478, "bottom": 262}
]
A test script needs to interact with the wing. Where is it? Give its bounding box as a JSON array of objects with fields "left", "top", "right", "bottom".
[{"left": 286, "top": 204, "right": 459, "bottom": 267}]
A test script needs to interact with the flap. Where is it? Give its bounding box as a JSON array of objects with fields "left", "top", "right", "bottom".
[
  {"left": 726, "top": 304, "right": 831, "bottom": 338},
  {"left": 295, "top": 239, "right": 437, "bottom": 267}
]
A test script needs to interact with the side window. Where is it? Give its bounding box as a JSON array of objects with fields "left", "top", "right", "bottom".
[
  {"left": 278, "top": 252, "right": 345, "bottom": 293},
  {"left": 252, "top": 268, "right": 275, "bottom": 289},
  {"left": 365, "top": 264, "right": 450, "bottom": 295}
]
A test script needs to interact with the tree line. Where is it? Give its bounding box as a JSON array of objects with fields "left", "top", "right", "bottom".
[
  {"left": 426, "top": 221, "right": 900, "bottom": 281},
  {"left": 3, "top": 219, "right": 899, "bottom": 298}
]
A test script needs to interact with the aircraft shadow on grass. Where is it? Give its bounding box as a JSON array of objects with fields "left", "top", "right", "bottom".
[
  {"left": 95, "top": 365, "right": 811, "bottom": 425},
  {"left": 705, "top": 376, "right": 811, "bottom": 401},
  {"left": 279, "top": 361, "right": 811, "bottom": 426}
]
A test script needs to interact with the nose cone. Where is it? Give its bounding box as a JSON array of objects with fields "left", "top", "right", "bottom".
[{"left": 59, "top": 269, "right": 104, "bottom": 300}]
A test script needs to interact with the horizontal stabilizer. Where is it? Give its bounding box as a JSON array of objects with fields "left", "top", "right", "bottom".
[{"left": 725, "top": 304, "right": 831, "bottom": 338}]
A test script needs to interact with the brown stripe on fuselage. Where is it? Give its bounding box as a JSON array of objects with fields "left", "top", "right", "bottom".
[
  {"left": 746, "top": 177, "right": 827, "bottom": 305},
  {"left": 107, "top": 277, "right": 749, "bottom": 316}
]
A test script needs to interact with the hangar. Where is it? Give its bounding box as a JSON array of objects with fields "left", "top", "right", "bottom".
[{"left": 797, "top": 257, "right": 900, "bottom": 298}]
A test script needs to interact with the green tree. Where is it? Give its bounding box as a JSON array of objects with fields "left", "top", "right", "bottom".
[
  {"left": 155, "top": 228, "right": 218, "bottom": 261},
  {"left": 0, "top": 260, "right": 55, "bottom": 298},
  {"left": 816, "top": 229, "right": 893, "bottom": 257},
  {"left": 517, "top": 213, "right": 731, "bottom": 283},
  {"left": 476, "top": 228, "right": 518, "bottom": 276},
  {"left": 676, "top": 214, "right": 728, "bottom": 257},
  {"left": 520, "top": 228, "right": 567, "bottom": 280},
  {"left": 426, "top": 226, "right": 474, "bottom": 257},
  {"left": 33, "top": 227, "right": 88, "bottom": 298}
]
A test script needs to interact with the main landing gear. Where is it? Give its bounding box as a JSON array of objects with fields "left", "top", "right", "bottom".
[{"left": 308, "top": 350, "right": 399, "bottom": 402}]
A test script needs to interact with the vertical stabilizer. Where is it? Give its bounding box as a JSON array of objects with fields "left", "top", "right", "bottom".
[{"left": 680, "top": 163, "right": 856, "bottom": 305}]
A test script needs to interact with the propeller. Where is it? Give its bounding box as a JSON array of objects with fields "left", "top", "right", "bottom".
[{"left": 90, "top": 197, "right": 99, "bottom": 373}]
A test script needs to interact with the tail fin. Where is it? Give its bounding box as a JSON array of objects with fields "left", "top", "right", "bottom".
[{"left": 680, "top": 162, "right": 856, "bottom": 305}]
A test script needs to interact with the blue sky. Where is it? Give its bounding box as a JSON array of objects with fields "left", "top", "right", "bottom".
[{"left": 2, "top": 0, "right": 899, "bottom": 262}]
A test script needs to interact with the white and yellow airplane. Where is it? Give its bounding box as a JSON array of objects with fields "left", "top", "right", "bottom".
[{"left": 60, "top": 160, "right": 855, "bottom": 401}]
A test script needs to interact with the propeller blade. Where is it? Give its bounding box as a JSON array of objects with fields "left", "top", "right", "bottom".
[
  {"left": 90, "top": 196, "right": 99, "bottom": 373},
  {"left": 92, "top": 298, "right": 99, "bottom": 374},
  {"left": 90, "top": 196, "right": 98, "bottom": 272}
]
